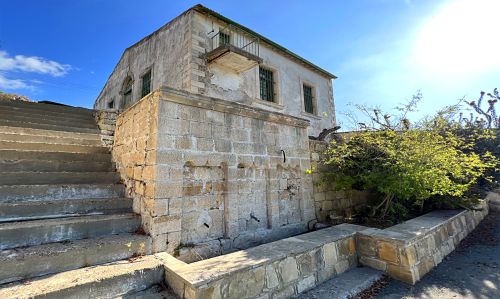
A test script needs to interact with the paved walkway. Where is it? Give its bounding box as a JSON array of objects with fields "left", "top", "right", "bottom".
[{"left": 373, "top": 211, "right": 500, "bottom": 299}]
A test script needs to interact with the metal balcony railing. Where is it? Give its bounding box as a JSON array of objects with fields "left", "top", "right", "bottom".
[{"left": 209, "top": 25, "right": 260, "bottom": 58}]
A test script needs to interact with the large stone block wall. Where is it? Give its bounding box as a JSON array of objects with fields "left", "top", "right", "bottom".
[
  {"left": 309, "top": 140, "right": 370, "bottom": 222},
  {"left": 160, "top": 223, "right": 362, "bottom": 299},
  {"left": 113, "top": 95, "right": 159, "bottom": 244},
  {"left": 357, "top": 202, "right": 489, "bottom": 284},
  {"left": 113, "top": 87, "right": 316, "bottom": 256}
]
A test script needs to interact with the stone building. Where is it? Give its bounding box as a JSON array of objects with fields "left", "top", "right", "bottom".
[
  {"left": 94, "top": 4, "right": 336, "bottom": 137},
  {"left": 94, "top": 4, "right": 340, "bottom": 259}
]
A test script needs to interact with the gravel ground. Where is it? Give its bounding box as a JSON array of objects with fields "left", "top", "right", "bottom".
[{"left": 371, "top": 211, "right": 500, "bottom": 299}]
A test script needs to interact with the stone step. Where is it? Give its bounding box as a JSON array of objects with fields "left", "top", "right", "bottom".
[
  {"left": 0, "top": 99, "right": 95, "bottom": 117},
  {"left": 0, "top": 171, "right": 120, "bottom": 185},
  {"left": 0, "top": 112, "right": 98, "bottom": 129},
  {"left": 121, "top": 285, "right": 179, "bottom": 299},
  {"left": 0, "top": 234, "right": 152, "bottom": 285},
  {"left": 0, "top": 255, "right": 163, "bottom": 299},
  {"left": 0, "top": 159, "right": 114, "bottom": 172},
  {"left": 0, "top": 140, "right": 109, "bottom": 154},
  {"left": 0, "top": 126, "right": 102, "bottom": 141},
  {"left": 0, "top": 105, "right": 95, "bottom": 122},
  {"left": 0, "top": 119, "right": 100, "bottom": 134},
  {"left": 0, "top": 149, "right": 111, "bottom": 163},
  {"left": 0, "top": 198, "right": 133, "bottom": 223},
  {"left": 0, "top": 214, "right": 141, "bottom": 250},
  {"left": 0, "top": 183, "right": 125, "bottom": 203},
  {"left": 0, "top": 132, "right": 102, "bottom": 147}
]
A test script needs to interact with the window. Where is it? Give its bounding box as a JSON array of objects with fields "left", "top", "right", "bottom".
[
  {"left": 122, "top": 76, "right": 133, "bottom": 109},
  {"left": 141, "top": 70, "right": 151, "bottom": 98},
  {"left": 303, "top": 84, "right": 315, "bottom": 114},
  {"left": 259, "top": 67, "right": 275, "bottom": 102},
  {"left": 107, "top": 99, "right": 115, "bottom": 109},
  {"left": 219, "top": 31, "right": 230, "bottom": 45}
]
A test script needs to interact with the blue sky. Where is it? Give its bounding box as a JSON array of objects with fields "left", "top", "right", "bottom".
[{"left": 1, "top": 0, "right": 499, "bottom": 127}]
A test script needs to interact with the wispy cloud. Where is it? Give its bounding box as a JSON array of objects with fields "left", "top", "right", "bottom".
[
  {"left": 0, "top": 73, "right": 32, "bottom": 90},
  {"left": 0, "top": 51, "right": 71, "bottom": 77}
]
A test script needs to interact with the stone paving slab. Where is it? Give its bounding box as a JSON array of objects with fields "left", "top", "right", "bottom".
[{"left": 296, "top": 267, "right": 385, "bottom": 299}]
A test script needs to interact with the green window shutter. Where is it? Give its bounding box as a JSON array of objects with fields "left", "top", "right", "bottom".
[
  {"left": 141, "top": 71, "right": 151, "bottom": 98},
  {"left": 259, "top": 67, "right": 275, "bottom": 102},
  {"left": 303, "top": 84, "right": 314, "bottom": 114}
]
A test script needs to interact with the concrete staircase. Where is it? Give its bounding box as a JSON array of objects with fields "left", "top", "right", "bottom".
[{"left": 0, "top": 99, "right": 153, "bottom": 293}]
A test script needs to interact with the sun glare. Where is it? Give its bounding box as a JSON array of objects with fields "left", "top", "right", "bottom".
[{"left": 414, "top": 0, "right": 500, "bottom": 77}]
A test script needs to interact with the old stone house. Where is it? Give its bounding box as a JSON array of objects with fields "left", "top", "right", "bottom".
[
  {"left": 1, "top": 5, "right": 490, "bottom": 297},
  {"left": 94, "top": 4, "right": 336, "bottom": 137},
  {"left": 92, "top": 4, "right": 344, "bottom": 260}
]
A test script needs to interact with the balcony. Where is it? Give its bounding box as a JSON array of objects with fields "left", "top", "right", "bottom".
[{"left": 205, "top": 26, "right": 263, "bottom": 73}]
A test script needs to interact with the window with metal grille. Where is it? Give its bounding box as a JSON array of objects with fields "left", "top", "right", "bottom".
[
  {"left": 259, "top": 67, "right": 275, "bottom": 102},
  {"left": 303, "top": 84, "right": 315, "bottom": 114},
  {"left": 141, "top": 70, "right": 151, "bottom": 98},
  {"left": 219, "top": 31, "right": 230, "bottom": 45}
]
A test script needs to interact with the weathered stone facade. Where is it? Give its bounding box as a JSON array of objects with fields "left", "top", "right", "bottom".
[
  {"left": 113, "top": 87, "right": 316, "bottom": 256},
  {"left": 94, "top": 5, "right": 336, "bottom": 137}
]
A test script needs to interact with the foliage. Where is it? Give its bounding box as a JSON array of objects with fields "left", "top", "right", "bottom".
[{"left": 324, "top": 91, "right": 498, "bottom": 222}]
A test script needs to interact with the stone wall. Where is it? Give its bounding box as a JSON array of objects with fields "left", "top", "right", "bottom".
[
  {"left": 160, "top": 223, "right": 362, "bottom": 299},
  {"left": 94, "top": 110, "right": 118, "bottom": 147},
  {"left": 309, "top": 140, "right": 370, "bottom": 222},
  {"left": 113, "top": 87, "right": 316, "bottom": 257},
  {"left": 113, "top": 95, "right": 159, "bottom": 247},
  {"left": 357, "top": 202, "right": 490, "bottom": 284}
]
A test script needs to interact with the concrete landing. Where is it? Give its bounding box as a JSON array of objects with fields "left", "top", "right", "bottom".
[{"left": 297, "top": 267, "right": 385, "bottom": 299}]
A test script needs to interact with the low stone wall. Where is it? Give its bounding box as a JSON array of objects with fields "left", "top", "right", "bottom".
[
  {"left": 357, "top": 202, "right": 489, "bottom": 284},
  {"left": 160, "top": 224, "right": 363, "bottom": 299},
  {"left": 309, "top": 140, "right": 370, "bottom": 222}
]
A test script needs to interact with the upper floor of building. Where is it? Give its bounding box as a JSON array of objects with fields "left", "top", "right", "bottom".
[{"left": 94, "top": 4, "right": 337, "bottom": 136}]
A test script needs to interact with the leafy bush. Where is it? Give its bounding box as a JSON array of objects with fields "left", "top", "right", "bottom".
[{"left": 323, "top": 91, "right": 498, "bottom": 222}]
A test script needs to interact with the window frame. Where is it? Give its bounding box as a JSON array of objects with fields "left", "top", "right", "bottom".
[
  {"left": 300, "top": 80, "right": 318, "bottom": 116},
  {"left": 140, "top": 68, "right": 153, "bottom": 98},
  {"left": 259, "top": 66, "right": 277, "bottom": 103},
  {"left": 121, "top": 75, "right": 134, "bottom": 109}
]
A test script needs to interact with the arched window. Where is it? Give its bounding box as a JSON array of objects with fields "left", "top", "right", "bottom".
[{"left": 121, "top": 76, "right": 133, "bottom": 109}]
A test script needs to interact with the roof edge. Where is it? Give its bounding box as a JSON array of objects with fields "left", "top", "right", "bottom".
[{"left": 191, "top": 4, "right": 337, "bottom": 79}]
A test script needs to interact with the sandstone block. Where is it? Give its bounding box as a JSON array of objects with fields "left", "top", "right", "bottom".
[
  {"left": 359, "top": 256, "right": 387, "bottom": 271},
  {"left": 265, "top": 263, "right": 280, "bottom": 290},
  {"left": 399, "top": 245, "right": 417, "bottom": 266},
  {"left": 387, "top": 264, "right": 417, "bottom": 284},
  {"left": 296, "top": 275, "right": 316, "bottom": 293},
  {"left": 378, "top": 241, "right": 399, "bottom": 264},
  {"left": 278, "top": 257, "right": 299, "bottom": 284}
]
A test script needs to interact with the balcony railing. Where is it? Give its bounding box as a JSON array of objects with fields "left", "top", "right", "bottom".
[
  {"left": 210, "top": 25, "right": 260, "bottom": 57},
  {"left": 206, "top": 25, "right": 262, "bottom": 73}
]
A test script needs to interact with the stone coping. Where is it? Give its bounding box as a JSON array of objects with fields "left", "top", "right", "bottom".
[
  {"left": 363, "top": 209, "right": 466, "bottom": 245},
  {"left": 158, "top": 86, "right": 310, "bottom": 128},
  {"left": 161, "top": 223, "right": 367, "bottom": 288}
]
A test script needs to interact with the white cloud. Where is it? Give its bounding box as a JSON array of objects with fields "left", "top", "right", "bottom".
[
  {"left": 0, "top": 73, "right": 32, "bottom": 90},
  {"left": 0, "top": 51, "right": 71, "bottom": 77}
]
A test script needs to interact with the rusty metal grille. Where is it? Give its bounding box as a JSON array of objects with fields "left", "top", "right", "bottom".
[
  {"left": 259, "top": 67, "right": 275, "bottom": 102},
  {"left": 303, "top": 84, "right": 314, "bottom": 114}
]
